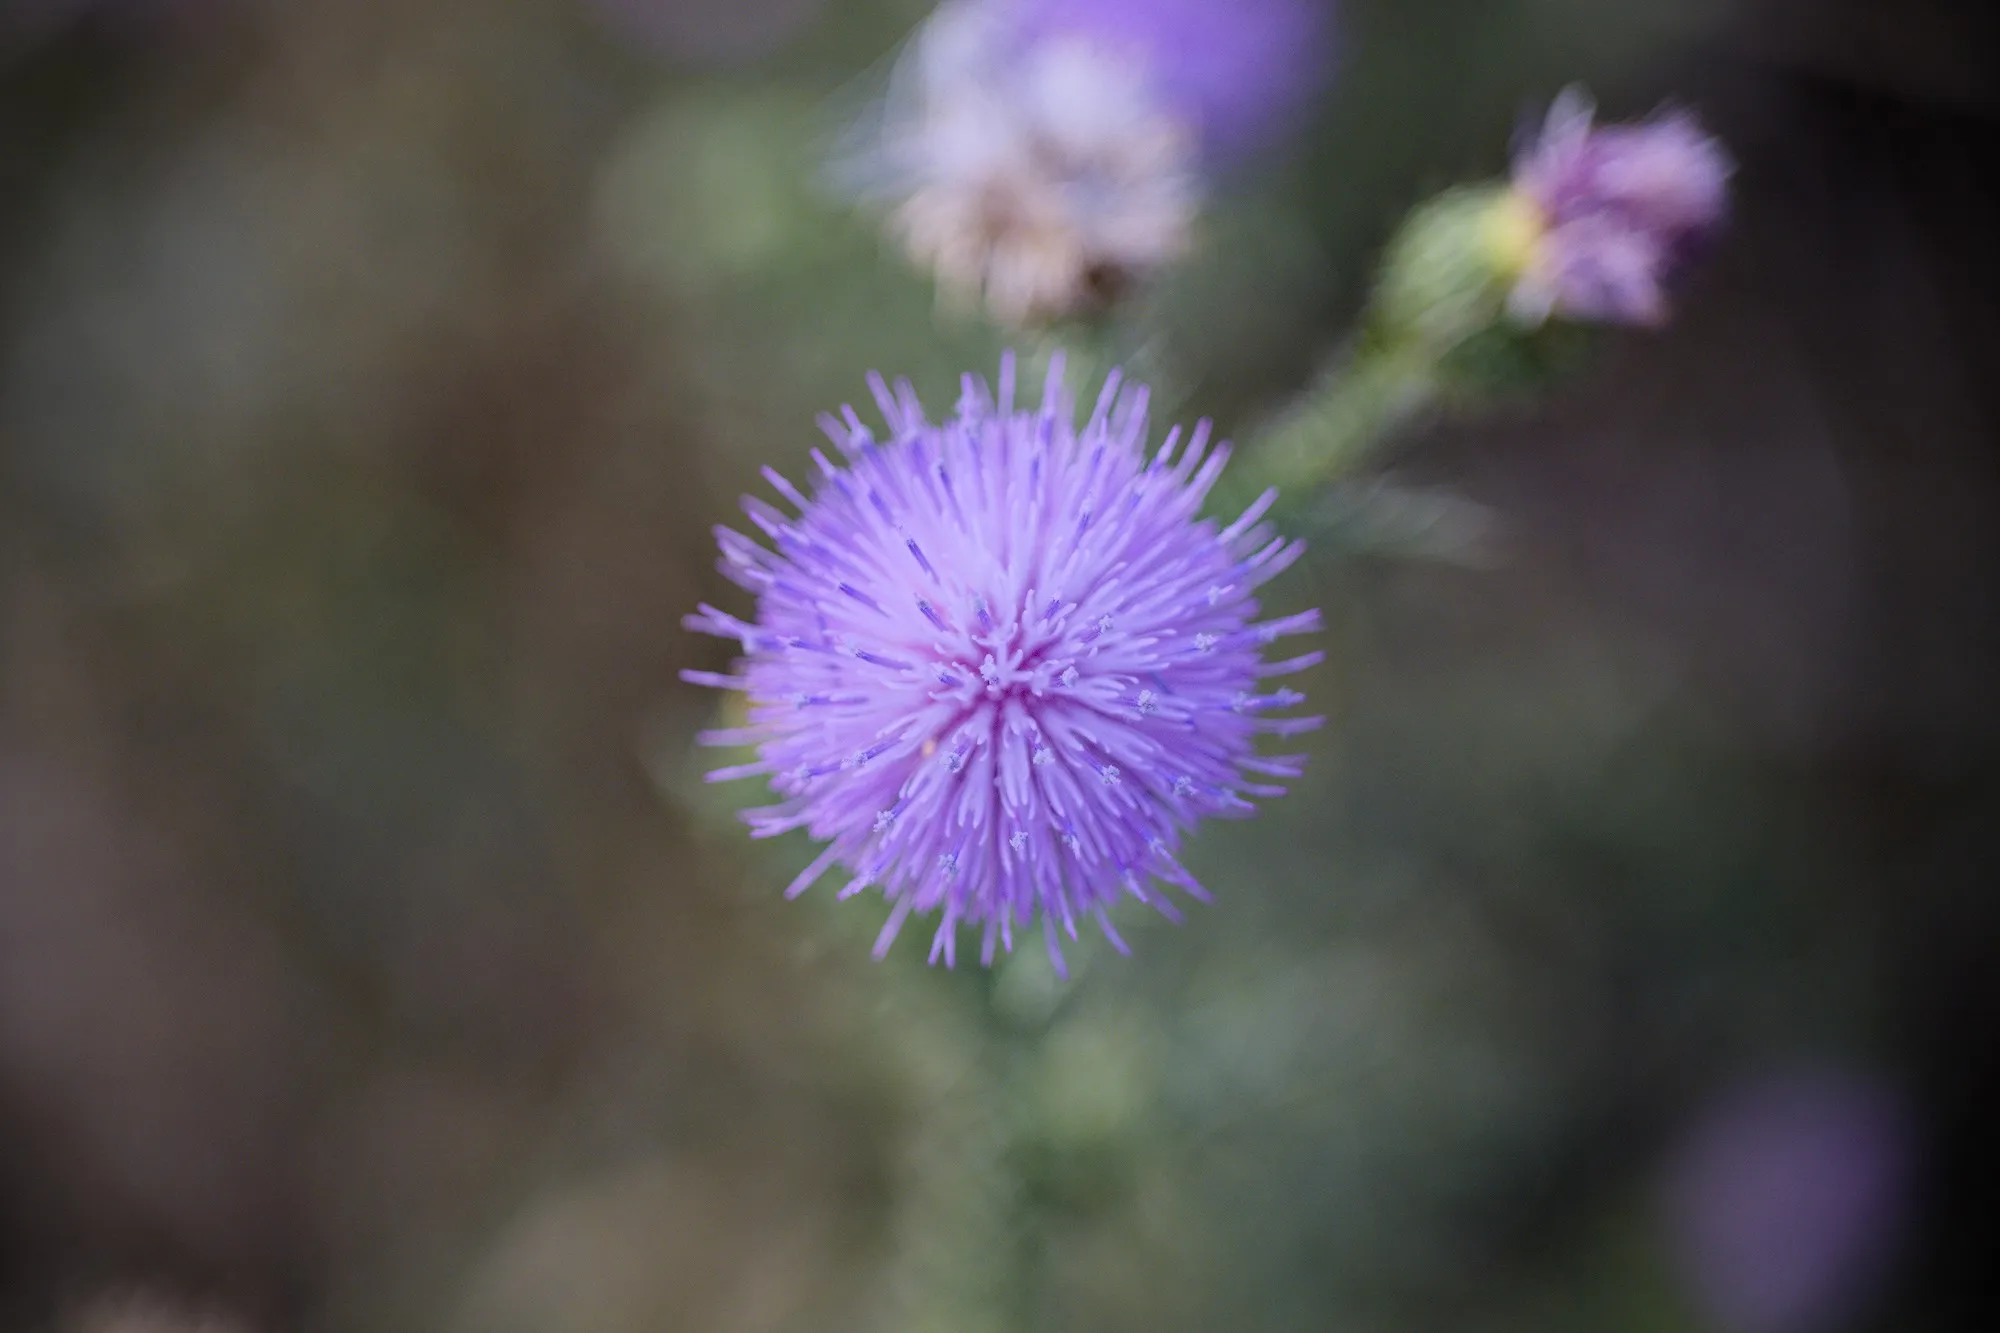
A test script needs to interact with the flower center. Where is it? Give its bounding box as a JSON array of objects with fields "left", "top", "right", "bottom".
[{"left": 1485, "top": 187, "right": 1548, "bottom": 278}]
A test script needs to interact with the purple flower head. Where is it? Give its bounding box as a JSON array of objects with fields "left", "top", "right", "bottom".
[
  {"left": 1508, "top": 88, "right": 1733, "bottom": 326},
  {"left": 1662, "top": 1068, "right": 1916, "bottom": 1333},
  {"left": 684, "top": 355, "right": 1321, "bottom": 971},
  {"left": 1008, "top": 0, "right": 1332, "bottom": 163}
]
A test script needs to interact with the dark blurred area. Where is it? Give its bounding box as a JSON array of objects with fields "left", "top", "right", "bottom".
[{"left": 1, "top": 1, "right": 1997, "bottom": 1330}]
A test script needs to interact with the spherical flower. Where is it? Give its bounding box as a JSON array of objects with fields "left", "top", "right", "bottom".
[
  {"left": 1505, "top": 88, "right": 1733, "bottom": 327},
  {"left": 843, "top": 0, "right": 1330, "bottom": 325},
  {"left": 684, "top": 355, "right": 1320, "bottom": 970}
]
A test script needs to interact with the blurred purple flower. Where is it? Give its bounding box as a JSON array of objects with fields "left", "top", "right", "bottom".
[
  {"left": 1508, "top": 89, "right": 1732, "bottom": 327},
  {"left": 845, "top": 0, "right": 1331, "bottom": 324},
  {"left": 1662, "top": 1069, "right": 1915, "bottom": 1333},
  {"left": 684, "top": 355, "right": 1320, "bottom": 970},
  {"left": 1009, "top": 0, "right": 1330, "bottom": 163}
]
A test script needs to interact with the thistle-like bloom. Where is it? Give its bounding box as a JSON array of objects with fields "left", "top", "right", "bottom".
[
  {"left": 1505, "top": 89, "right": 1732, "bottom": 327},
  {"left": 848, "top": 0, "right": 1328, "bottom": 324},
  {"left": 684, "top": 356, "right": 1320, "bottom": 969}
]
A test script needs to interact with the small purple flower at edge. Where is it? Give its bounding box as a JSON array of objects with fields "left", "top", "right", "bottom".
[
  {"left": 683, "top": 355, "right": 1322, "bottom": 974},
  {"left": 1663, "top": 1069, "right": 1915, "bottom": 1333},
  {"left": 1506, "top": 88, "right": 1733, "bottom": 327}
]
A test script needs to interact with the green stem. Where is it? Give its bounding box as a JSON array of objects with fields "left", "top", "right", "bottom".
[{"left": 1217, "top": 340, "right": 1444, "bottom": 523}]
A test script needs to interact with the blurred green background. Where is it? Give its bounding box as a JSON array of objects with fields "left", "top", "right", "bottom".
[{"left": 2, "top": 1, "right": 1997, "bottom": 1330}]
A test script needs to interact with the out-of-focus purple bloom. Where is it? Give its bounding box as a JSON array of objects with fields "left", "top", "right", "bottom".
[
  {"left": 845, "top": 0, "right": 1331, "bottom": 324},
  {"left": 1009, "top": 0, "right": 1330, "bottom": 163},
  {"left": 1661, "top": 1068, "right": 1916, "bottom": 1333},
  {"left": 684, "top": 355, "right": 1320, "bottom": 970},
  {"left": 1508, "top": 89, "right": 1732, "bottom": 327}
]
